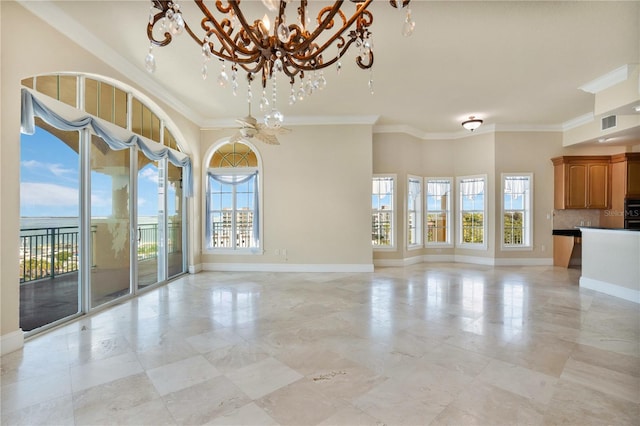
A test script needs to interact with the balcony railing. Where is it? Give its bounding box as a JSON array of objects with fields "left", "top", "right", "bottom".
[
  {"left": 20, "top": 223, "right": 181, "bottom": 284},
  {"left": 20, "top": 226, "right": 79, "bottom": 283}
]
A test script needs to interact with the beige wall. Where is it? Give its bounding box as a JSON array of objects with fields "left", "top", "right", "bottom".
[
  {"left": 372, "top": 130, "right": 638, "bottom": 264},
  {"left": 372, "top": 133, "right": 425, "bottom": 261},
  {"left": 200, "top": 124, "right": 373, "bottom": 268},
  {"left": 1, "top": 2, "right": 200, "bottom": 347},
  {"left": 452, "top": 132, "right": 496, "bottom": 259},
  {"left": 494, "top": 132, "right": 561, "bottom": 259}
]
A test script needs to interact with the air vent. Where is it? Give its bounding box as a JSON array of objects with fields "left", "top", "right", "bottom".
[{"left": 601, "top": 115, "right": 617, "bottom": 130}]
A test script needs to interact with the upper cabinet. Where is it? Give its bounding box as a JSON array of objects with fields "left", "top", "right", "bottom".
[
  {"left": 625, "top": 154, "right": 640, "bottom": 198},
  {"left": 609, "top": 153, "right": 640, "bottom": 197},
  {"left": 552, "top": 156, "right": 610, "bottom": 209}
]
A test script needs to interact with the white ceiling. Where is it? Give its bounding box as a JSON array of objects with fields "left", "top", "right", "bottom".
[{"left": 20, "top": 0, "right": 640, "bottom": 138}]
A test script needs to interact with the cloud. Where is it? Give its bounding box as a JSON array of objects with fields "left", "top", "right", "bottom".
[
  {"left": 21, "top": 160, "right": 40, "bottom": 168},
  {"left": 21, "top": 160, "right": 75, "bottom": 177},
  {"left": 48, "top": 164, "right": 75, "bottom": 177},
  {"left": 139, "top": 167, "right": 159, "bottom": 183},
  {"left": 21, "top": 183, "right": 78, "bottom": 207}
]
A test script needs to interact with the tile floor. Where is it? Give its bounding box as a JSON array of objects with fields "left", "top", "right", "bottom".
[{"left": 1, "top": 263, "right": 639, "bottom": 425}]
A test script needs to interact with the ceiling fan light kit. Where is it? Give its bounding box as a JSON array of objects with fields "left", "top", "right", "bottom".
[{"left": 145, "top": 0, "right": 414, "bottom": 128}]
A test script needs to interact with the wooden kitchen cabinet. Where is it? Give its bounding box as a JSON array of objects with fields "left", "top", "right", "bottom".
[
  {"left": 609, "top": 153, "right": 640, "bottom": 197},
  {"left": 602, "top": 153, "right": 640, "bottom": 227},
  {"left": 552, "top": 156, "right": 610, "bottom": 209},
  {"left": 625, "top": 153, "right": 640, "bottom": 197}
]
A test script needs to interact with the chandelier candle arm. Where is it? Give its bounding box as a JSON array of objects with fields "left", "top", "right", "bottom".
[{"left": 145, "top": 0, "right": 413, "bottom": 125}]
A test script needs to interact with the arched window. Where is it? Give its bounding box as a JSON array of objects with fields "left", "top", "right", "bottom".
[
  {"left": 19, "top": 72, "right": 191, "bottom": 334},
  {"left": 205, "top": 141, "right": 261, "bottom": 252},
  {"left": 21, "top": 74, "right": 183, "bottom": 151}
]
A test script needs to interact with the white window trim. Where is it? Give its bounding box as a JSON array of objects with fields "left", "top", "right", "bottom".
[
  {"left": 457, "top": 174, "right": 488, "bottom": 250},
  {"left": 425, "top": 177, "right": 454, "bottom": 248},
  {"left": 407, "top": 175, "right": 422, "bottom": 250},
  {"left": 372, "top": 174, "right": 396, "bottom": 251},
  {"left": 202, "top": 139, "right": 264, "bottom": 255},
  {"left": 501, "top": 173, "right": 534, "bottom": 251}
]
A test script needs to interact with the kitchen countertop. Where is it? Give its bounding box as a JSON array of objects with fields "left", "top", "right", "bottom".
[
  {"left": 578, "top": 226, "right": 640, "bottom": 233},
  {"left": 552, "top": 229, "right": 581, "bottom": 237}
]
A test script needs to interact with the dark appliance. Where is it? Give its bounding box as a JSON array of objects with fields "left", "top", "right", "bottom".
[{"left": 624, "top": 199, "right": 640, "bottom": 229}]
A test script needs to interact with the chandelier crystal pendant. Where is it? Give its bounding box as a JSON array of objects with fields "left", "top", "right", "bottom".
[{"left": 145, "top": 0, "right": 413, "bottom": 127}]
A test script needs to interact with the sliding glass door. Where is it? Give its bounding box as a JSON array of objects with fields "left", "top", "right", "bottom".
[
  {"left": 19, "top": 123, "right": 82, "bottom": 331},
  {"left": 137, "top": 155, "right": 161, "bottom": 289},
  {"left": 167, "top": 162, "right": 185, "bottom": 278},
  {"left": 90, "top": 135, "right": 131, "bottom": 308}
]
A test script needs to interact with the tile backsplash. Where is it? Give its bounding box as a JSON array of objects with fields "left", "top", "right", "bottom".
[{"left": 553, "top": 209, "right": 600, "bottom": 229}]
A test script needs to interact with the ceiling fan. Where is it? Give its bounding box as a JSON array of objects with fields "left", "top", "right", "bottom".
[{"left": 230, "top": 105, "right": 291, "bottom": 145}]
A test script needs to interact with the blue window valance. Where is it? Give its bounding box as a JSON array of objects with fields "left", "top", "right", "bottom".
[{"left": 20, "top": 88, "right": 193, "bottom": 197}]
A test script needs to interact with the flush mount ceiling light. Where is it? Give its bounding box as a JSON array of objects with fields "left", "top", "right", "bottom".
[
  {"left": 145, "top": 0, "right": 415, "bottom": 128},
  {"left": 461, "top": 116, "right": 483, "bottom": 131}
]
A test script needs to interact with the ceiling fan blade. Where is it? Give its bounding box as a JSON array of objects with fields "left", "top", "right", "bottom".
[
  {"left": 254, "top": 132, "right": 280, "bottom": 145},
  {"left": 257, "top": 124, "right": 290, "bottom": 136}
]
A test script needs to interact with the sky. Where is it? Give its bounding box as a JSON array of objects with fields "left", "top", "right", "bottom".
[{"left": 20, "top": 127, "right": 173, "bottom": 218}]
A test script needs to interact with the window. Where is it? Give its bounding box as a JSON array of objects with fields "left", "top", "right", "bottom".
[
  {"left": 372, "top": 175, "right": 395, "bottom": 248},
  {"left": 407, "top": 176, "right": 422, "bottom": 248},
  {"left": 206, "top": 142, "right": 260, "bottom": 252},
  {"left": 425, "top": 178, "right": 452, "bottom": 246},
  {"left": 20, "top": 74, "right": 190, "bottom": 335},
  {"left": 502, "top": 174, "right": 532, "bottom": 249},
  {"left": 458, "top": 175, "right": 487, "bottom": 248}
]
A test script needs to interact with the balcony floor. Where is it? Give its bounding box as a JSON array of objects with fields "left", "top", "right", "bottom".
[
  {"left": 20, "top": 273, "right": 80, "bottom": 332},
  {"left": 20, "top": 257, "right": 184, "bottom": 332}
]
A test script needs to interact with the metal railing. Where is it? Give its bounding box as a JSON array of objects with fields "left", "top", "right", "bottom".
[
  {"left": 20, "top": 223, "right": 182, "bottom": 284},
  {"left": 20, "top": 227, "right": 79, "bottom": 283}
]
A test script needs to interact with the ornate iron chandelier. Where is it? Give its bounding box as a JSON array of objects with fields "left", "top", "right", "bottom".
[{"left": 145, "top": 0, "right": 414, "bottom": 127}]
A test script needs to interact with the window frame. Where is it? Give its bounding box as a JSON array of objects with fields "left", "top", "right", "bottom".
[
  {"left": 425, "top": 177, "right": 453, "bottom": 248},
  {"left": 501, "top": 173, "right": 533, "bottom": 251},
  {"left": 372, "top": 174, "right": 396, "bottom": 251},
  {"left": 407, "top": 175, "right": 423, "bottom": 250},
  {"left": 457, "top": 174, "right": 488, "bottom": 250}
]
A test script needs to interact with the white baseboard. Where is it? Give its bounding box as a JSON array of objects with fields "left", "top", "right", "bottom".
[
  {"left": 188, "top": 263, "right": 202, "bottom": 274},
  {"left": 374, "top": 255, "right": 423, "bottom": 268},
  {"left": 1, "top": 329, "right": 24, "bottom": 356},
  {"left": 453, "top": 255, "right": 496, "bottom": 266},
  {"left": 374, "top": 255, "right": 553, "bottom": 268},
  {"left": 494, "top": 257, "right": 553, "bottom": 266},
  {"left": 202, "top": 263, "right": 374, "bottom": 273},
  {"left": 423, "top": 254, "right": 456, "bottom": 263},
  {"left": 580, "top": 276, "right": 640, "bottom": 304}
]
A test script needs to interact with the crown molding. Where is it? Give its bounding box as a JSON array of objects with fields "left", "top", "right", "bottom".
[
  {"left": 17, "top": 0, "right": 207, "bottom": 126},
  {"left": 374, "top": 122, "right": 563, "bottom": 140},
  {"left": 494, "top": 123, "right": 563, "bottom": 132},
  {"left": 579, "top": 64, "right": 631, "bottom": 94},
  {"left": 373, "top": 124, "right": 427, "bottom": 139},
  {"left": 202, "top": 114, "right": 380, "bottom": 130},
  {"left": 562, "top": 112, "right": 595, "bottom": 131}
]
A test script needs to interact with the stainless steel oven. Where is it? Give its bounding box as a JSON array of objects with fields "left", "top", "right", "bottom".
[{"left": 624, "top": 199, "right": 640, "bottom": 229}]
